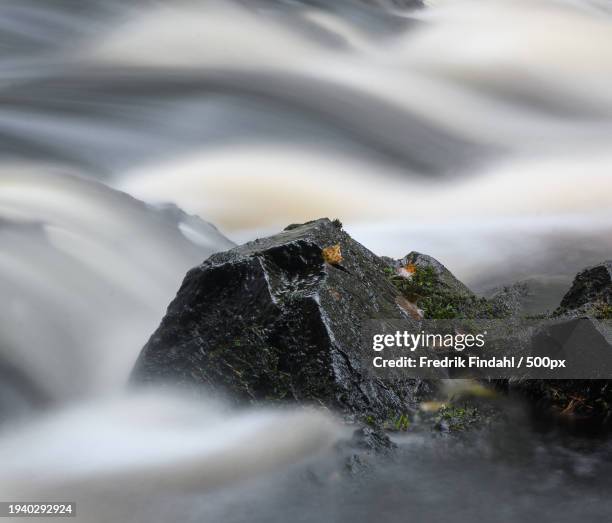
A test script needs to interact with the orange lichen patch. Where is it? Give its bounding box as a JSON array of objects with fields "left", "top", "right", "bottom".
[
  {"left": 395, "top": 295, "right": 424, "bottom": 320},
  {"left": 405, "top": 263, "right": 417, "bottom": 274},
  {"left": 322, "top": 244, "right": 343, "bottom": 265},
  {"left": 396, "top": 263, "right": 418, "bottom": 280}
]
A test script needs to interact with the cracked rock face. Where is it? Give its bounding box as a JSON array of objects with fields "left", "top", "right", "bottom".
[{"left": 131, "top": 219, "right": 426, "bottom": 420}]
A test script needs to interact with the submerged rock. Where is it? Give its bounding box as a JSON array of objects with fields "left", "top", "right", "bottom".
[{"left": 132, "top": 218, "right": 428, "bottom": 421}]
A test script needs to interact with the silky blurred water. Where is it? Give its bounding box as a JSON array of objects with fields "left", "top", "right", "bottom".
[{"left": 1, "top": 0, "right": 612, "bottom": 521}]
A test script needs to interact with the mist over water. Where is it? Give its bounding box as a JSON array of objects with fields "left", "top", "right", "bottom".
[{"left": 1, "top": 0, "right": 612, "bottom": 521}]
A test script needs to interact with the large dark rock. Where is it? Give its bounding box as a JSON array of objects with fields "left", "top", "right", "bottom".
[
  {"left": 132, "top": 218, "right": 612, "bottom": 430},
  {"left": 131, "top": 218, "right": 427, "bottom": 421}
]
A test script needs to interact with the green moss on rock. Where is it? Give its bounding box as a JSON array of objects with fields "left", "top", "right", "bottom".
[{"left": 387, "top": 265, "right": 498, "bottom": 319}]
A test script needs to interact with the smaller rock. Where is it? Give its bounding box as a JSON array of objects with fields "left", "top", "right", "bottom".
[
  {"left": 511, "top": 261, "right": 612, "bottom": 429},
  {"left": 488, "top": 281, "right": 531, "bottom": 317},
  {"left": 399, "top": 252, "right": 473, "bottom": 297},
  {"left": 341, "top": 426, "right": 397, "bottom": 474},
  {"left": 556, "top": 261, "right": 612, "bottom": 317},
  {"left": 352, "top": 426, "right": 396, "bottom": 453},
  {"left": 387, "top": 252, "right": 496, "bottom": 319}
]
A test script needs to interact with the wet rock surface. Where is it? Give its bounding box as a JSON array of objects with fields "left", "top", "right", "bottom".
[
  {"left": 556, "top": 261, "right": 612, "bottom": 317},
  {"left": 133, "top": 218, "right": 612, "bottom": 432},
  {"left": 132, "top": 218, "right": 428, "bottom": 421}
]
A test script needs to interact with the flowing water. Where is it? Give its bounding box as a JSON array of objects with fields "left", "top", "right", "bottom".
[{"left": 1, "top": 0, "right": 612, "bottom": 521}]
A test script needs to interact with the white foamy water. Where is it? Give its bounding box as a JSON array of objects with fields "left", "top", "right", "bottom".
[
  {"left": 3, "top": 0, "right": 605, "bottom": 285},
  {"left": 0, "top": 168, "right": 341, "bottom": 509},
  {"left": 0, "top": 166, "right": 234, "bottom": 400},
  {"left": 0, "top": 392, "right": 341, "bottom": 499}
]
